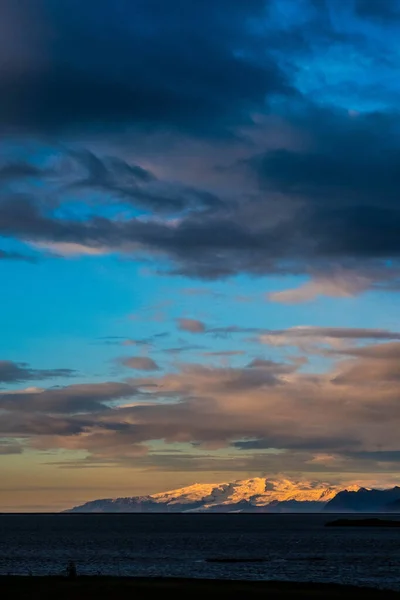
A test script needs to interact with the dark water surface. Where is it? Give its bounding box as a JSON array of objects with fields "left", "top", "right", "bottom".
[{"left": 1, "top": 514, "right": 400, "bottom": 590}]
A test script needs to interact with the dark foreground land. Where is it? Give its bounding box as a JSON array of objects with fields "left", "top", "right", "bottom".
[
  {"left": 326, "top": 518, "right": 400, "bottom": 527},
  {"left": 1, "top": 577, "right": 400, "bottom": 600}
]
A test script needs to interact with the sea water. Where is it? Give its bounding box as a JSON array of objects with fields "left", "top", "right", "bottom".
[{"left": 1, "top": 513, "right": 400, "bottom": 590}]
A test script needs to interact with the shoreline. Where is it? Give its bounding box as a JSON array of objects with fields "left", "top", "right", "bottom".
[{"left": 1, "top": 577, "right": 399, "bottom": 598}]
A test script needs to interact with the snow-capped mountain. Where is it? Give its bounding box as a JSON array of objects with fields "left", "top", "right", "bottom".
[{"left": 66, "top": 477, "right": 361, "bottom": 513}]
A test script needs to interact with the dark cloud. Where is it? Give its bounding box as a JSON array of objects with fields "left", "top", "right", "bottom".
[
  {"left": 246, "top": 110, "right": 400, "bottom": 274},
  {"left": 0, "top": 381, "right": 138, "bottom": 414},
  {"left": 1, "top": 110, "right": 400, "bottom": 286},
  {"left": 1, "top": 171, "right": 399, "bottom": 284},
  {"left": 254, "top": 117, "right": 400, "bottom": 205},
  {"left": 0, "top": 1, "right": 399, "bottom": 291},
  {"left": 0, "top": 360, "right": 75, "bottom": 383},
  {"left": 0, "top": 149, "right": 222, "bottom": 219},
  {"left": 69, "top": 150, "right": 222, "bottom": 213},
  {"left": 0, "top": 249, "right": 36, "bottom": 262},
  {"left": 0, "top": 161, "right": 44, "bottom": 181},
  {"left": 73, "top": 150, "right": 155, "bottom": 187},
  {"left": 0, "top": 0, "right": 291, "bottom": 136},
  {"left": 0, "top": 412, "right": 94, "bottom": 437},
  {"left": 345, "top": 450, "right": 400, "bottom": 463},
  {"left": 354, "top": 0, "right": 400, "bottom": 22}
]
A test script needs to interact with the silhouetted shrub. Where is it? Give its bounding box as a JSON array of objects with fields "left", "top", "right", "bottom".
[{"left": 66, "top": 561, "right": 77, "bottom": 579}]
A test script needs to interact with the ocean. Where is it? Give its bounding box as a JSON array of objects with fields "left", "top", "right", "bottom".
[{"left": 1, "top": 514, "right": 400, "bottom": 590}]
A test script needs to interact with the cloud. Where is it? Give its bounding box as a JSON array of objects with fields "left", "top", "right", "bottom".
[
  {"left": 354, "top": 0, "right": 400, "bottom": 22},
  {"left": 0, "top": 2, "right": 399, "bottom": 295},
  {"left": 0, "top": 361, "right": 75, "bottom": 384},
  {"left": 202, "top": 351, "right": 245, "bottom": 357},
  {"left": 0, "top": 147, "right": 222, "bottom": 220},
  {"left": 70, "top": 149, "right": 222, "bottom": 213},
  {"left": 258, "top": 326, "right": 400, "bottom": 351},
  {"left": 2, "top": 152, "right": 400, "bottom": 290},
  {"left": 233, "top": 436, "right": 358, "bottom": 452},
  {"left": 253, "top": 113, "right": 400, "bottom": 206},
  {"left": 209, "top": 325, "right": 261, "bottom": 336},
  {"left": 164, "top": 345, "right": 205, "bottom": 355},
  {"left": 0, "top": 1, "right": 42, "bottom": 78},
  {"left": 32, "top": 429, "right": 149, "bottom": 461},
  {"left": 0, "top": 441, "right": 23, "bottom": 455},
  {"left": 3, "top": 386, "right": 44, "bottom": 395},
  {"left": 336, "top": 341, "right": 400, "bottom": 359},
  {"left": 246, "top": 358, "right": 293, "bottom": 370},
  {"left": 0, "top": 249, "right": 36, "bottom": 262},
  {"left": 169, "top": 323, "right": 400, "bottom": 349},
  {"left": 165, "top": 322, "right": 400, "bottom": 351},
  {"left": 333, "top": 360, "right": 400, "bottom": 385},
  {"left": 99, "top": 332, "right": 170, "bottom": 348},
  {"left": 2, "top": 339, "right": 400, "bottom": 472},
  {"left": 32, "top": 242, "right": 110, "bottom": 258},
  {"left": 177, "top": 318, "right": 207, "bottom": 334},
  {"left": 331, "top": 342, "right": 400, "bottom": 384},
  {"left": 111, "top": 354, "right": 400, "bottom": 458},
  {"left": 0, "top": 0, "right": 291, "bottom": 136},
  {"left": 268, "top": 271, "right": 374, "bottom": 304},
  {"left": 120, "top": 357, "right": 160, "bottom": 371},
  {"left": 0, "top": 381, "right": 138, "bottom": 414},
  {"left": 2, "top": 113, "right": 400, "bottom": 291}
]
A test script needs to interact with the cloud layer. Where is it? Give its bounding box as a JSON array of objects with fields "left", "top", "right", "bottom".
[
  {"left": 2, "top": 335, "right": 400, "bottom": 474},
  {"left": 0, "top": 0, "right": 399, "bottom": 296}
]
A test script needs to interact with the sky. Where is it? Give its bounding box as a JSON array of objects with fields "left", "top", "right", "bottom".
[{"left": 1, "top": 0, "right": 400, "bottom": 511}]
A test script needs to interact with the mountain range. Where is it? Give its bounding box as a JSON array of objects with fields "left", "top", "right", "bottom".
[
  {"left": 64, "top": 477, "right": 383, "bottom": 513},
  {"left": 324, "top": 486, "right": 400, "bottom": 513},
  {"left": 67, "top": 478, "right": 400, "bottom": 513}
]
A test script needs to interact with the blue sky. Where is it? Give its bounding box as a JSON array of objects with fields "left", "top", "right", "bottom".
[{"left": 1, "top": 0, "right": 400, "bottom": 510}]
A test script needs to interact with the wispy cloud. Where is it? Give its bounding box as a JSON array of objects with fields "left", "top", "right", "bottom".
[
  {"left": 120, "top": 357, "right": 160, "bottom": 371},
  {"left": 176, "top": 318, "right": 207, "bottom": 334},
  {"left": 0, "top": 361, "right": 75, "bottom": 384}
]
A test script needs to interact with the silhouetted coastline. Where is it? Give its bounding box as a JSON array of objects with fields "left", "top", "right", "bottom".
[
  {"left": 1, "top": 577, "right": 400, "bottom": 600},
  {"left": 326, "top": 518, "right": 400, "bottom": 528}
]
